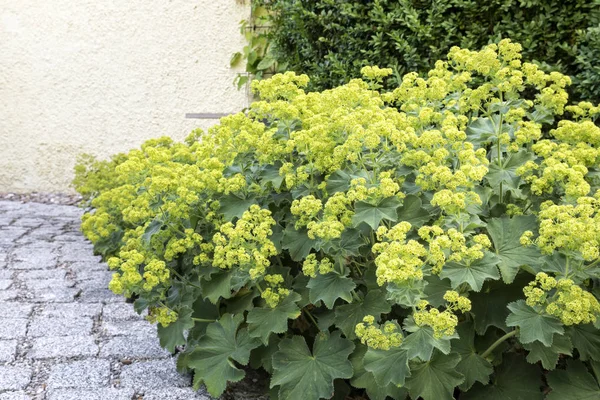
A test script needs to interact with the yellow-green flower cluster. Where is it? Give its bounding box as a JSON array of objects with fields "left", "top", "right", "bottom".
[
  {"left": 372, "top": 222, "right": 427, "bottom": 285},
  {"left": 301, "top": 254, "right": 335, "bottom": 278},
  {"left": 261, "top": 274, "right": 290, "bottom": 308},
  {"left": 355, "top": 316, "right": 403, "bottom": 350},
  {"left": 147, "top": 306, "right": 178, "bottom": 327},
  {"left": 212, "top": 205, "right": 277, "bottom": 279},
  {"left": 523, "top": 196, "right": 600, "bottom": 261},
  {"left": 524, "top": 273, "right": 600, "bottom": 325},
  {"left": 413, "top": 292, "right": 471, "bottom": 338}
]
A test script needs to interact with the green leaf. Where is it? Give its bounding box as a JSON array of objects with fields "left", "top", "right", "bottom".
[
  {"left": 547, "top": 360, "right": 600, "bottom": 400},
  {"left": 386, "top": 279, "right": 427, "bottom": 307},
  {"left": 326, "top": 169, "right": 369, "bottom": 194},
  {"left": 439, "top": 251, "right": 501, "bottom": 292},
  {"left": 470, "top": 275, "right": 530, "bottom": 334},
  {"left": 219, "top": 194, "right": 257, "bottom": 221},
  {"left": 466, "top": 115, "right": 500, "bottom": 146},
  {"left": 524, "top": 334, "right": 573, "bottom": 370},
  {"left": 452, "top": 322, "right": 493, "bottom": 391},
  {"left": 256, "top": 56, "right": 276, "bottom": 70},
  {"left": 568, "top": 324, "right": 600, "bottom": 361},
  {"left": 396, "top": 194, "right": 431, "bottom": 227},
  {"left": 271, "top": 331, "right": 354, "bottom": 400},
  {"left": 461, "top": 353, "right": 543, "bottom": 400},
  {"left": 334, "top": 289, "right": 391, "bottom": 339},
  {"left": 423, "top": 275, "right": 453, "bottom": 307},
  {"left": 352, "top": 196, "right": 401, "bottom": 230},
  {"left": 403, "top": 317, "right": 455, "bottom": 361},
  {"left": 157, "top": 307, "right": 195, "bottom": 353},
  {"left": 487, "top": 216, "right": 543, "bottom": 283},
  {"left": 351, "top": 345, "right": 407, "bottom": 400},
  {"left": 142, "top": 218, "right": 163, "bottom": 245},
  {"left": 247, "top": 292, "right": 302, "bottom": 345},
  {"left": 405, "top": 351, "right": 464, "bottom": 400},
  {"left": 307, "top": 272, "right": 356, "bottom": 309},
  {"left": 187, "top": 314, "right": 261, "bottom": 397},
  {"left": 201, "top": 270, "right": 233, "bottom": 304},
  {"left": 282, "top": 226, "right": 318, "bottom": 262},
  {"left": 363, "top": 346, "right": 411, "bottom": 387},
  {"left": 506, "top": 300, "right": 564, "bottom": 346},
  {"left": 485, "top": 150, "right": 535, "bottom": 195}
]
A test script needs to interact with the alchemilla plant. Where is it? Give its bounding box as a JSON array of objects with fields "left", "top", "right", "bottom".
[{"left": 75, "top": 40, "right": 600, "bottom": 399}]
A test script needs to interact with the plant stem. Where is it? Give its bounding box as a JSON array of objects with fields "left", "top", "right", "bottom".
[
  {"left": 303, "top": 308, "right": 319, "bottom": 330},
  {"left": 480, "top": 329, "right": 519, "bottom": 358},
  {"left": 192, "top": 317, "right": 216, "bottom": 323}
]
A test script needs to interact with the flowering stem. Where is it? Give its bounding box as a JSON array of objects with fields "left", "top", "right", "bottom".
[
  {"left": 480, "top": 328, "right": 519, "bottom": 358},
  {"left": 192, "top": 317, "right": 216, "bottom": 323},
  {"left": 303, "top": 308, "right": 319, "bottom": 330}
]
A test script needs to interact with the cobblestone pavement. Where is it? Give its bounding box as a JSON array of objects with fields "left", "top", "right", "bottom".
[{"left": 0, "top": 201, "right": 212, "bottom": 400}]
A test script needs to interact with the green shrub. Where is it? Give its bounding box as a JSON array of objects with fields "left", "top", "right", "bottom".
[
  {"left": 252, "top": 0, "right": 600, "bottom": 102},
  {"left": 76, "top": 40, "right": 600, "bottom": 399}
]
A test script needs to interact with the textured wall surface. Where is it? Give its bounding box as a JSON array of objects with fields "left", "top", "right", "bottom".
[{"left": 0, "top": 0, "right": 250, "bottom": 193}]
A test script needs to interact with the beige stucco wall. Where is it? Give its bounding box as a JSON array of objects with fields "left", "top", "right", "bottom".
[{"left": 0, "top": 0, "right": 250, "bottom": 193}]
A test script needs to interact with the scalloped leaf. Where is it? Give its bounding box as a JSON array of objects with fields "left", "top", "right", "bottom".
[
  {"left": 187, "top": 314, "right": 261, "bottom": 397},
  {"left": 405, "top": 351, "right": 464, "bottom": 400},
  {"left": 271, "top": 331, "right": 354, "bottom": 400},
  {"left": 247, "top": 292, "right": 302, "bottom": 344}
]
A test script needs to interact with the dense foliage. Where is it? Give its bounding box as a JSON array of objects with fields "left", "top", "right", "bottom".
[
  {"left": 251, "top": 0, "right": 600, "bottom": 102},
  {"left": 76, "top": 41, "right": 600, "bottom": 399}
]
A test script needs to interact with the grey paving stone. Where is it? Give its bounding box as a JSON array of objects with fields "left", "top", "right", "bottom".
[
  {"left": 77, "top": 287, "right": 121, "bottom": 303},
  {"left": 68, "top": 261, "right": 108, "bottom": 273},
  {"left": 0, "top": 340, "right": 18, "bottom": 362},
  {"left": 11, "top": 218, "right": 45, "bottom": 227},
  {"left": 119, "top": 359, "right": 190, "bottom": 390},
  {"left": 0, "top": 319, "right": 28, "bottom": 339},
  {"left": 142, "top": 388, "right": 213, "bottom": 400},
  {"left": 28, "top": 316, "right": 93, "bottom": 337},
  {"left": 7, "top": 260, "right": 56, "bottom": 270},
  {"left": 0, "top": 280, "right": 12, "bottom": 290},
  {"left": 0, "top": 270, "right": 13, "bottom": 280},
  {"left": 0, "top": 366, "right": 32, "bottom": 391},
  {"left": 23, "top": 279, "right": 74, "bottom": 291},
  {"left": 27, "top": 336, "right": 98, "bottom": 359},
  {"left": 47, "top": 359, "right": 110, "bottom": 389},
  {"left": 46, "top": 388, "right": 134, "bottom": 400},
  {"left": 59, "top": 245, "right": 100, "bottom": 263},
  {"left": 0, "top": 291, "right": 21, "bottom": 301},
  {"left": 11, "top": 247, "right": 58, "bottom": 264},
  {"left": 75, "top": 277, "right": 111, "bottom": 291},
  {"left": 0, "top": 391, "right": 31, "bottom": 400},
  {"left": 102, "top": 303, "right": 145, "bottom": 321},
  {"left": 99, "top": 335, "right": 168, "bottom": 359},
  {"left": 99, "top": 320, "right": 156, "bottom": 337},
  {"left": 0, "top": 303, "right": 34, "bottom": 318},
  {"left": 18, "top": 269, "right": 66, "bottom": 280},
  {"left": 40, "top": 303, "right": 102, "bottom": 318},
  {"left": 28, "top": 287, "right": 79, "bottom": 303}
]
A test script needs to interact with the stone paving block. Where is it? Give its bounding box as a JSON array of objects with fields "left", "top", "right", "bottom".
[
  {"left": 28, "top": 336, "right": 98, "bottom": 359},
  {"left": 0, "top": 291, "right": 21, "bottom": 301},
  {"left": 102, "top": 303, "right": 145, "bottom": 321},
  {"left": 142, "top": 388, "right": 213, "bottom": 400},
  {"left": 0, "top": 319, "right": 28, "bottom": 339},
  {"left": 11, "top": 218, "right": 45, "bottom": 227},
  {"left": 18, "top": 269, "right": 66, "bottom": 280},
  {"left": 99, "top": 320, "right": 156, "bottom": 338},
  {"left": 7, "top": 260, "right": 56, "bottom": 271},
  {"left": 75, "top": 277, "right": 111, "bottom": 291},
  {"left": 0, "top": 391, "right": 31, "bottom": 400},
  {"left": 11, "top": 247, "right": 58, "bottom": 264},
  {"left": 68, "top": 262, "right": 108, "bottom": 274},
  {"left": 77, "top": 287, "right": 121, "bottom": 304},
  {"left": 0, "top": 303, "right": 34, "bottom": 318},
  {"left": 23, "top": 279, "right": 74, "bottom": 291},
  {"left": 0, "top": 270, "right": 13, "bottom": 279},
  {"left": 0, "top": 280, "right": 12, "bottom": 290},
  {"left": 99, "top": 335, "right": 169, "bottom": 359},
  {"left": 40, "top": 303, "right": 102, "bottom": 318},
  {"left": 29, "top": 287, "right": 79, "bottom": 303},
  {"left": 59, "top": 245, "right": 100, "bottom": 263},
  {"left": 119, "top": 359, "right": 190, "bottom": 390},
  {"left": 47, "top": 359, "right": 110, "bottom": 389},
  {"left": 0, "top": 366, "right": 32, "bottom": 391},
  {"left": 46, "top": 388, "right": 134, "bottom": 400},
  {"left": 0, "top": 340, "right": 18, "bottom": 362},
  {"left": 28, "top": 316, "right": 93, "bottom": 337}
]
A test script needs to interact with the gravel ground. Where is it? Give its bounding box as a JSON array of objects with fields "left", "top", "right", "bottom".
[
  {"left": 0, "top": 199, "right": 269, "bottom": 400},
  {"left": 0, "top": 193, "right": 82, "bottom": 206}
]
